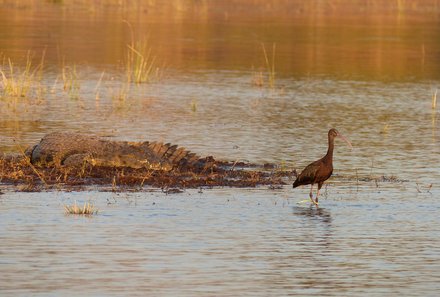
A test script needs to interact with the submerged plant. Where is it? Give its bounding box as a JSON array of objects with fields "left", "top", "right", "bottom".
[{"left": 64, "top": 201, "right": 98, "bottom": 215}]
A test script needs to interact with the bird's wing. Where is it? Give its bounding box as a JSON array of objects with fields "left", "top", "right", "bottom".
[{"left": 293, "top": 160, "right": 322, "bottom": 186}]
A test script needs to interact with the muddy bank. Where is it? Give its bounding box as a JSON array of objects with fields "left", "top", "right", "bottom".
[
  {"left": 0, "top": 152, "right": 408, "bottom": 193},
  {"left": 0, "top": 155, "right": 294, "bottom": 192}
]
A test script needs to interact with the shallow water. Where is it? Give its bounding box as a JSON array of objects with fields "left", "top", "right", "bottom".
[
  {"left": 1, "top": 185, "right": 439, "bottom": 296},
  {"left": 1, "top": 1, "right": 440, "bottom": 296}
]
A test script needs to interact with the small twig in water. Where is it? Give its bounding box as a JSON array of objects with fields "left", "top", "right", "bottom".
[
  {"left": 230, "top": 159, "right": 240, "bottom": 172},
  {"left": 416, "top": 183, "right": 422, "bottom": 193},
  {"left": 355, "top": 168, "right": 359, "bottom": 192},
  {"left": 427, "top": 184, "right": 433, "bottom": 193}
]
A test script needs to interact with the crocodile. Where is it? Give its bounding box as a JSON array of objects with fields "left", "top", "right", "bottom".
[{"left": 25, "top": 132, "right": 216, "bottom": 172}]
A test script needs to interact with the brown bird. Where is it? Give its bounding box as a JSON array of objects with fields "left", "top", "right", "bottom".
[{"left": 293, "top": 128, "right": 352, "bottom": 205}]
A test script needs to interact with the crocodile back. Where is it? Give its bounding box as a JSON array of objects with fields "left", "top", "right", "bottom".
[
  {"left": 30, "top": 132, "right": 104, "bottom": 166},
  {"left": 29, "top": 132, "right": 215, "bottom": 172},
  {"left": 144, "top": 141, "right": 215, "bottom": 172}
]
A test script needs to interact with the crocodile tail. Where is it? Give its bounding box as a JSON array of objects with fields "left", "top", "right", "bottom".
[{"left": 147, "top": 142, "right": 215, "bottom": 172}]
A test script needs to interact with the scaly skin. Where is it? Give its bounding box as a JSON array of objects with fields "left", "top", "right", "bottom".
[{"left": 26, "top": 132, "right": 215, "bottom": 172}]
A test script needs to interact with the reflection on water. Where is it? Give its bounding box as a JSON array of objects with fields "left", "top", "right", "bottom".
[
  {"left": 0, "top": 188, "right": 439, "bottom": 296},
  {"left": 0, "top": 1, "right": 439, "bottom": 79},
  {"left": 292, "top": 205, "right": 332, "bottom": 225}
]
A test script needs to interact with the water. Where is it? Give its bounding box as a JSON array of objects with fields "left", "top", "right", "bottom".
[
  {"left": 1, "top": 186, "right": 439, "bottom": 296},
  {"left": 1, "top": 1, "right": 440, "bottom": 296}
]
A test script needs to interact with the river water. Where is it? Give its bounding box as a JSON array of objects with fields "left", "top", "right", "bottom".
[{"left": 1, "top": 1, "right": 440, "bottom": 296}]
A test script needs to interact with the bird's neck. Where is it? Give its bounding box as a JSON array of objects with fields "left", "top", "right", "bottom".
[{"left": 323, "top": 135, "right": 334, "bottom": 165}]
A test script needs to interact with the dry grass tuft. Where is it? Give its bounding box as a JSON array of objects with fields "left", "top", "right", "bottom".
[
  {"left": 262, "top": 43, "right": 276, "bottom": 89},
  {"left": 124, "top": 21, "right": 161, "bottom": 85},
  {"left": 252, "top": 43, "right": 276, "bottom": 89},
  {"left": 64, "top": 201, "right": 98, "bottom": 215},
  {"left": 0, "top": 50, "right": 46, "bottom": 99},
  {"left": 62, "top": 63, "right": 80, "bottom": 100}
]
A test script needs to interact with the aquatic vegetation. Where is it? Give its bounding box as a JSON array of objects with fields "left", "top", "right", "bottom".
[
  {"left": 62, "top": 64, "right": 80, "bottom": 100},
  {"left": 0, "top": 40, "right": 163, "bottom": 112},
  {"left": 124, "top": 21, "right": 161, "bottom": 85},
  {"left": 261, "top": 43, "right": 276, "bottom": 89},
  {"left": 0, "top": 51, "right": 45, "bottom": 99},
  {"left": 64, "top": 201, "right": 98, "bottom": 215},
  {"left": 111, "top": 83, "right": 130, "bottom": 102},
  {"left": 94, "top": 71, "right": 105, "bottom": 101},
  {"left": 190, "top": 99, "right": 197, "bottom": 112},
  {"left": 432, "top": 88, "right": 437, "bottom": 109},
  {"left": 126, "top": 40, "right": 160, "bottom": 84},
  {"left": 252, "top": 43, "right": 276, "bottom": 89},
  {"left": 251, "top": 70, "right": 264, "bottom": 87}
]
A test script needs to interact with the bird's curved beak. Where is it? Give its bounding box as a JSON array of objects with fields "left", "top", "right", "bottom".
[{"left": 337, "top": 133, "right": 353, "bottom": 149}]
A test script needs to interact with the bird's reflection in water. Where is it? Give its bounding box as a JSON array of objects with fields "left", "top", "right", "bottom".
[
  {"left": 291, "top": 205, "right": 332, "bottom": 241},
  {"left": 292, "top": 205, "right": 332, "bottom": 225},
  {"left": 289, "top": 205, "right": 334, "bottom": 260}
]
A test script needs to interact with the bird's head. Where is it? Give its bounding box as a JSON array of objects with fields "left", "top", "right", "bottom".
[{"left": 329, "top": 128, "right": 353, "bottom": 149}]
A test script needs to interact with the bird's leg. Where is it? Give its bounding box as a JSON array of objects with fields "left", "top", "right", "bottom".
[
  {"left": 315, "top": 183, "right": 324, "bottom": 205},
  {"left": 309, "top": 184, "right": 318, "bottom": 205},
  {"left": 315, "top": 189, "right": 320, "bottom": 204},
  {"left": 315, "top": 183, "right": 323, "bottom": 205}
]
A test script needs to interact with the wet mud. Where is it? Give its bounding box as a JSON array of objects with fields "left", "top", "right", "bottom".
[{"left": 0, "top": 156, "right": 294, "bottom": 192}]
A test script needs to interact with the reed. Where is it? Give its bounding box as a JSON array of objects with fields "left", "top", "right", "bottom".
[
  {"left": 432, "top": 88, "right": 437, "bottom": 109},
  {"left": 261, "top": 43, "right": 276, "bottom": 89},
  {"left": 94, "top": 70, "right": 105, "bottom": 101},
  {"left": 62, "top": 64, "right": 80, "bottom": 99},
  {"left": 64, "top": 201, "right": 98, "bottom": 215},
  {"left": 252, "top": 43, "right": 276, "bottom": 89},
  {"left": 124, "top": 21, "right": 161, "bottom": 85},
  {"left": 0, "top": 51, "right": 45, "bottom": 98},
  {"left": 127, "top": 41, "right": 159, "bottom": 84},
  {"left": 111, "top": 83, "right": 130, "bottom": 102},
  {"left": 112, "top": 175, "right": 117, "bottom": 191}
]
